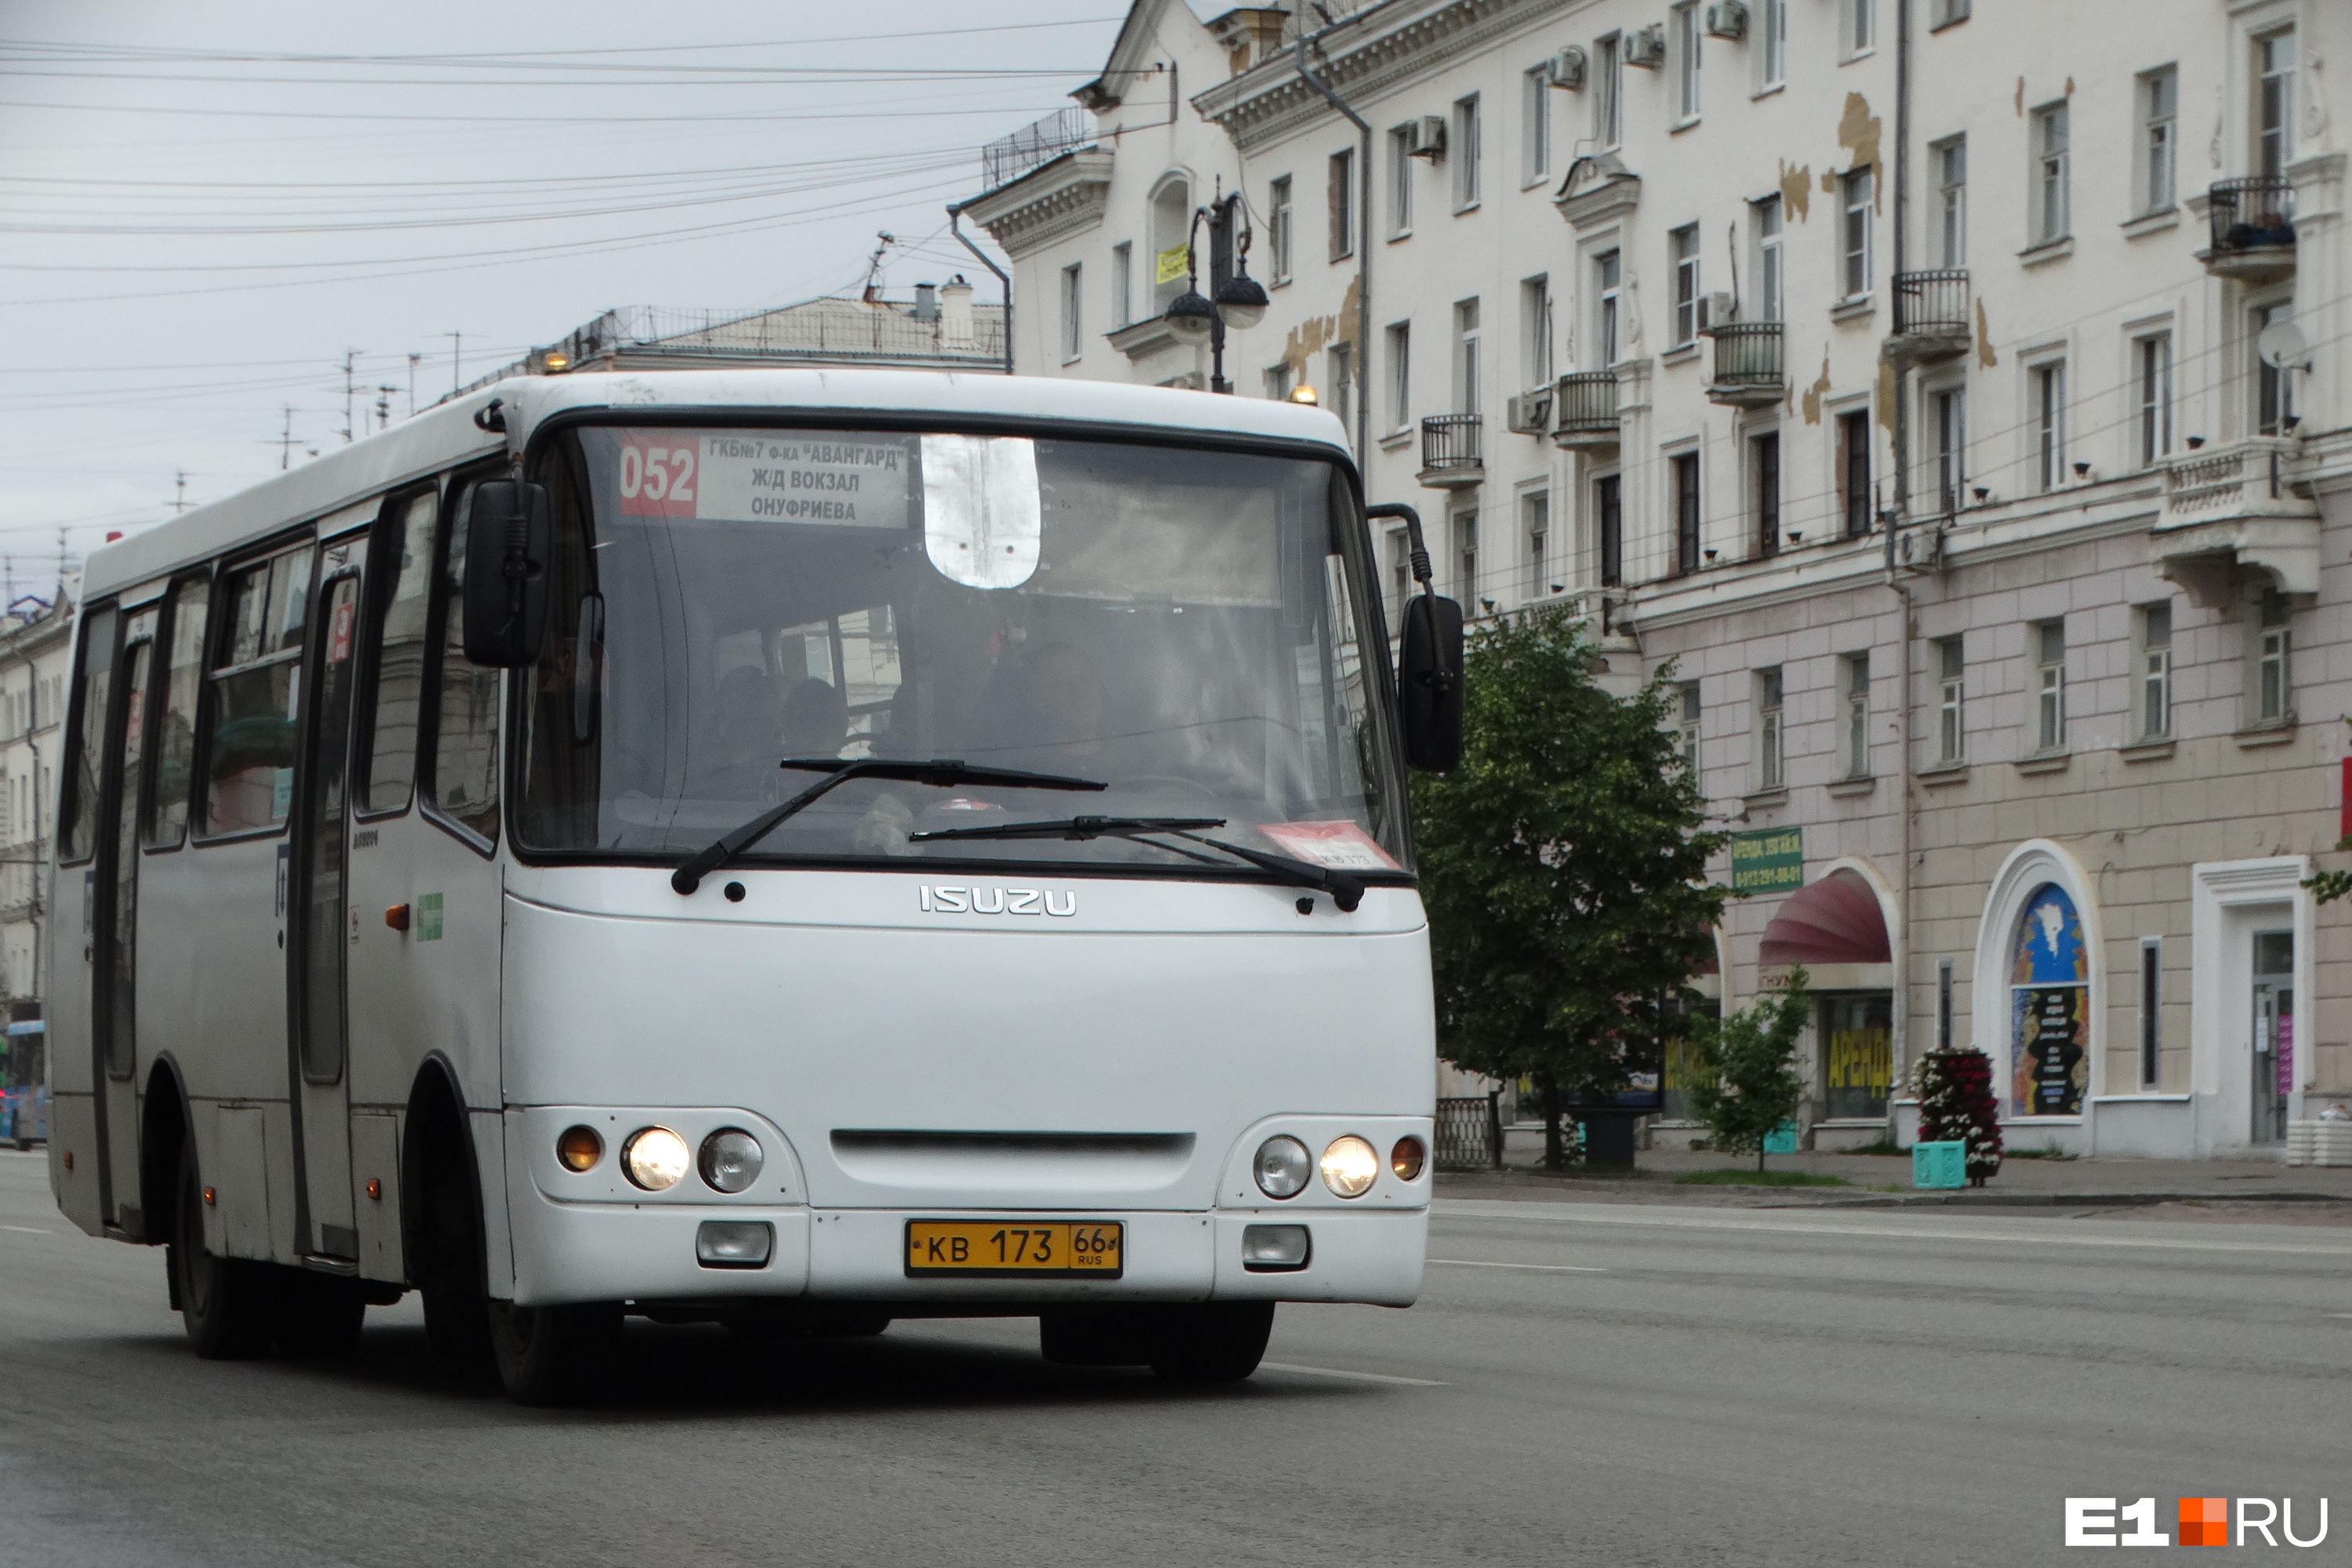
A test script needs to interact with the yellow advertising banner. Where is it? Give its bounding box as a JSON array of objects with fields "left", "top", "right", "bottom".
[{"left": 1154, "top": 242, "right": 1190, "bottom": 286}]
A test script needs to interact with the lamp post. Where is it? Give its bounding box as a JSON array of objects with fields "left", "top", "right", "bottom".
[{"left": 1163, "top": 187, "right": 1268, "bottom": 394}]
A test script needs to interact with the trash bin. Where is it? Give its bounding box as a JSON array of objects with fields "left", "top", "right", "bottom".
[{"left": 1912, "top": 1139, "right": 1966, "bottom": 1189}]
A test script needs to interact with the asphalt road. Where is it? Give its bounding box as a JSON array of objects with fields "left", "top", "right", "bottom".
[{"left": 3, "top": 1148, "right": 2349, "bottom": 1567}]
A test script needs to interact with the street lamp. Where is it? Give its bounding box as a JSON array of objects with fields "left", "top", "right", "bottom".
[{"left": 1163, "top": 187, "right": 1264, "bottom": 394}]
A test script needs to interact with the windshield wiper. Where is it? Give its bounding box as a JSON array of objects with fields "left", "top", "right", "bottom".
[
  {"left": 912, "top": 815, "right": 1367, "bottom": 912},
  {"left": 670, "top": 759, "right": 1105, "bottom": 895}
]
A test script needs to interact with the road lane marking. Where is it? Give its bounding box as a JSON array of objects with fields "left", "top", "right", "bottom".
[
  {"left": 1261, "top": 1362, "right": 1446, "bottom": 1387},
  {"left": 0, "top": 1225, "right": 52, "bottom": 1234},
  {"left": 1429, "top": 1258, "right": 1606, "bottom": 1273},
  {"left": 1433, "top": 1199, "right": 2352, "bottom": 1259}
]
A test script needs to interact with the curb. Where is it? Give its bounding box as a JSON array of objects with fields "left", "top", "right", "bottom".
[{"left": 1435, "top": 1171, "right": 2352, "bottom": 1209}]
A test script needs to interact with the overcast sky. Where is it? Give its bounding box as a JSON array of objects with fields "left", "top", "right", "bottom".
[{"left": 0, "top": 2, "right": 1131, "bottom": 604}]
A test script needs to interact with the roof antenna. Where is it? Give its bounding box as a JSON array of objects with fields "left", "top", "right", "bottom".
[{"left": 862, "top": 231, "right": 897, "bottom": 303}]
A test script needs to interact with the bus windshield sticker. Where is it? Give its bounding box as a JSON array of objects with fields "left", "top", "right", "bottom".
[
  {"left": 1256, "top": 820, "right": 1401, "bottom": 872},
  {"left": 615, "top": 430, "right": 912, "bottom": 531},
  {"left": 920, "top": 433, "right": 1041, "bottom": 590}
]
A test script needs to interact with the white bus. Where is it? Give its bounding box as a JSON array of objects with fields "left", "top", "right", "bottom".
[{"left": 45, "top": 369, "right": 1463, "bottom": 1403}]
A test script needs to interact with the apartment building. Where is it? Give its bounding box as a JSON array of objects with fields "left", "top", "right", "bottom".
[
  {"left": 967, "top": 0, "right": 2350, "bottom": 1160},
  {"left": 0, "top": 594, "right": 71, "bottom": 1139}
]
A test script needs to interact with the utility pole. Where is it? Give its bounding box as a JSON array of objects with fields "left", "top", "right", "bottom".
[
  {"left": 340, "top": 350, "right": 360, "bottom": 444},
  {"left": 166, "top": 472, "right": 191, "bottom": 514},
  {"left": 407, "top": 352, "right": 422, "bottom": 418},
  {"left": 273, "top": 405, "right": 299, "bottom": 470},
  {"left": 445, "top": 332, "right": 463, "bottom": 397},
  {"left": 376, "top": 385, "right": 397, "bottom": 430}
]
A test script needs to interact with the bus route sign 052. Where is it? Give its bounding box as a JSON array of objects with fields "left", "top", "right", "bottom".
[{"left": 1730, "top": 828, "right": 1804, "bottom": 894}]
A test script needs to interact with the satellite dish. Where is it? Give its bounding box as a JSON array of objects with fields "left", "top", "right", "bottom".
[{"left": 2257, "top": 318, "right": 2310, "bottom": 370}]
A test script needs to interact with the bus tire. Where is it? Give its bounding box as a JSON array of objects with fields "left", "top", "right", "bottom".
[
  {"left": 811, "top": 1314, "right": 891, "bottom": 1338},
  {"left": 274, "top": 1269, "right": 365, "bottom": 1357},
  {"left": 170, "top": 1144, "right": 278, "bottom": 1360},
  {"left": 1146, "top": 1301, "right": 1275, "bottom": 1384},
  {"left": 487, "top": 1299, "right": 623, "bottom": 1406}
]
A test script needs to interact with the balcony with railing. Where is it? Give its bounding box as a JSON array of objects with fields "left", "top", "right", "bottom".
[
  {"left": 1702, "top": 322, "right": 1784, "bottom": 409},
  {"left": 2201, "top": 175, "right": 2296, "bottom": 281},
  {"left": 1887, "top": 270, "right": 1971, "bottom": 361},
  {"left": 2151, "top": 435, "right": 2319, "bottom": 608},
  {"left": 1417, "top": 413, "right": 1485, "bottom": 488},
  {"left": 979, "top": 107, "right": 1096, "bottom": 194},
  {"left": 1551, "top": 371, "right": 1620, "bottom": 451}
]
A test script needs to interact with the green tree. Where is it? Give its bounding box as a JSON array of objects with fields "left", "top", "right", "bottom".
[
  {"left": 1686, "top": 970, "right": 1812, "bottom": 1171},
  {"left": 1413, "top": 608, "right": 1732, "bottom": 1169}
]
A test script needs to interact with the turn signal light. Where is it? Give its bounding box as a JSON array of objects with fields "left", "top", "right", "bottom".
[
  {"left": 1391, "top": 1135, "right": 1426, "bottom": 1181},
  {"left": 556, "top": 1124, "right": 604, "bottom": 1172}
]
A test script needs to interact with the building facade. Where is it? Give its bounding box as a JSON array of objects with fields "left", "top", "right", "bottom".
[
  {"left": 0, "top": 594, "right": 71, "bottom": 1142},
  {"left": 971, "top": 0, "right": 2351, "bottom": 1159}
]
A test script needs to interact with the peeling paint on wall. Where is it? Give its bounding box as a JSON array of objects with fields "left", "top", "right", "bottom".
[
  {"left": 1975, "top": 298, "right": 1998, "bottom": 368},
  {"left": 1802, "top": 355, "right": 1832, "bottom": 424},
  {"left": 1838, "top": 93, "right": 1883, "bottom": 210},
  {"left": 1779, "top": 160, "right": 1812, "bottom": 223},
  {"left": 1876, "top": 359, "right": 1896, "bottom": 434},
  {"left": 2014, "top": 76, "right": 2025, "bottom": 116},
  {"left": 1280, "top": 274, "right": 1362, "bottom": 387}
]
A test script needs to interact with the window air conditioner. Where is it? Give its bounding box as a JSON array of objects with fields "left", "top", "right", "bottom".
[
  {"left": 1407, "top": 115, "right": 1447, "bottom": 160},
  {"left": 1624, "top": 24, "right": 1667, "bottom": 67},
  {"left": 1506, "top": 388, "right": 1555, "bottom": 434},
  {"left": 1547, "top": 45, "right": 1588, "bottom": 89},
  {"left": 1704, "top": 1, "right": 1748, "bottom": 40}
]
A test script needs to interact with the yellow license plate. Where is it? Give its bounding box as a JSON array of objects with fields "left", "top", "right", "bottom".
[{"left": 904, "top": 1221, "right": 1123, "bottom": 1277}]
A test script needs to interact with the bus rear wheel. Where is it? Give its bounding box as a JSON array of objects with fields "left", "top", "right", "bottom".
[
  {"left": 1146, "top": 1301, "right": 1275, "bottom": 1384},
  {"left": 169, "top": 1145, "right": 278, "bottom": 1359},
  {"left": 487, "top": 1299, "right": 623, "bottom": 1406}
]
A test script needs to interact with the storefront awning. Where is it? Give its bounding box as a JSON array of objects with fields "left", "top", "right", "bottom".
[{"left": 1759, "top": 869, "right": 1889, "bottom": 967}]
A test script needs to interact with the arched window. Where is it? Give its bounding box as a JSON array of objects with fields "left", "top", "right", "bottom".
[
  {"left": 1151, "top": 176, "right": 1192, "bottom": 307},
  {"left": 2009, "top": 882, "right": 2088, "bottom": 1116}
]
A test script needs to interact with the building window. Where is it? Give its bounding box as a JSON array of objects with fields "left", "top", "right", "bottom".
[
  {"left": 1752, "top": 196, "right": 1784, "bottom": 321},
  {"left": 1385, "top": 321, "right": 1411, "bottom": 431},
  {"left": 1674, "top": 451, "right": 1701, "bottom": 575},
  {"left": 1842, "top": 652, "right": 1871, "bottom": 778},
  {"left": 2034, "top": 361, "right": 2067, "bottom": 491},
  {"left": 1837, "top": 409, "right": 1871, "bottom": 536},
  {"left": 2136, "top": 601, "right": 2172, "bottom": 740},
  {"left": 1452, "top": 510, "right": 1479, "bottom": 605},
  {"left": 1265, "top": 362, "right": 1294, "bottom": 401},
  {"left": 1387, "top": 125, "right": 1414, "bottom": 238},
  {"left": 1595, "top": 34, "right": 1623, "bottom": 148},
  {"left": 2137, "top": 334, "right": 2172, "bottom": 466},
  {"left": 1328, "top": 341, "right": 1353, "bottom": 436},
  {"left": 1267, "top": 179, "right": 1292, "bottom": 284},
  {"left": 1453, "top": 298, "right": 1480, "bottom": 417},
  {"left": 1934, "top": 387, "right": 1967, "bottom": 514},
  {"left": 1328, "top": 147, "right": 1355, "bottom": 260},
  {"left": 1933, "top": 0, "right": 1969, "bottom": 24},
  {"left": 1762, "top": 0, "right": 1787, "bottom": 86},
  {"left": 1933, "top": 136, "right": 1965, "bottom": 267},
  {"left": 2009, "top": 884, "right": 2088, "bottom": 1116},
  {"left": 2033, "top": 102, "right": 2070, "bottom": 245},
  {"left": 1523, "top": 490, "right": 1551, "bottom": 598},
  {"left": 1755, "top": 667, "right": 1784, "bottom": 790},
  {"left": 2034, "top": 619, "right": 2066, "bottom": 752},
  {"left": 1753, "top": 431, "right": 1780, "bottom": 556},
  {"left": 1521, "top": 275, "right": 1552, "bottom": 390},
  {"left": 1386, "top": 528, "right": 1411, "bottom": 635},
  {"left": 1597, "top": 474, "right": 1623, "bottom": 587},
  {"left": 1936, "top": 636, "right": 1964, "bottom": 764},
  {"left": 1823, "top": 995, "right": 1892, "bottom": 1121},
  {"left": 1152, "top": 176, "right": 1192, "bottom": 307},
  {"left": 1937, "top": 958, "right": 1955, "bottom": 1053},
  {"left": 2257, "top": 31, "right": 2296, "bottom": 178},
  {"left": 2255, "top": 589, "right": 2292, "bottom": 724},
  {"left": 2256, "top": 303, "right": 2297, "bottom": 434},
  {"left": 1058, "top": 263, "right": 1083, "bottom": 363},
  {"left": 1679, "top": 682, "right": 1701, "bottom": 777},
  {"left": 1847, "top": 0, "right": 1875, "bottom": 54},
  {"left": 1110, "top": 242, "right": 1132, "bottom": 328},
  {"left": 1842, "top": 168, "right": 1873, "bottom": 298},
  {"left": 1673, "top": 3, "right": 1701, "bottom": 121},
  {"left": 2139, "top": 68, "right": 2176, "bottom": 214},
  {"left": 1523, "top": 64, "right": 1552, "bottom": 186},
  {"left": 1671, "top": 223, "right": 1700, "bottom": 347},
  {"left": 1595, "top": 249, "right": 1621, "bottom": 367},
  {"left": 1454, "top": 93, "right": 1481, "bottom": 210},
  {"left": 2140, "top": 938, "right": 2162, "bottom": 1087}
]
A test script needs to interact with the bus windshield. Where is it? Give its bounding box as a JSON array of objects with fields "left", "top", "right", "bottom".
[{"left": 515, "top": 423, "right": 1410, "bottom": 879}]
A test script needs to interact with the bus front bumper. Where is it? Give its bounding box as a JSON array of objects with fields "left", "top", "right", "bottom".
[{"left": 505, "top": 1189, "right": 1427, "bottom": 1312}]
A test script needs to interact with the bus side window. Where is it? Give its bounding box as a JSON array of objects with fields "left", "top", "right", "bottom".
[
  {"left": 203, "top": 543, "right": 311, "bottom": 837},
  {"left": 57, "top": 604, "right": 118, "bottom": 866},
  {"left": 146, "top": 575, "right": 209, "bottom": 848},
  {"left": 427, "top": 480, "right": 501, "bottom": 848},
  {"left": 360, "top": 488, "right": 437, "bottom": 814}
]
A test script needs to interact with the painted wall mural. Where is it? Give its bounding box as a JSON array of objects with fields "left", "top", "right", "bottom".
[{"left": 2009, "top": 882, "right": 2089, "bottom": 1116}]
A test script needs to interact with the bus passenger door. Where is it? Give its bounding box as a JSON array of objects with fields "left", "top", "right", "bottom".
[
  {"left": 93, "top": 607, "right": 158, "bottom": 1234},
  {"left": 289, "top": 539, "right": 366, "bottom": 1259}
]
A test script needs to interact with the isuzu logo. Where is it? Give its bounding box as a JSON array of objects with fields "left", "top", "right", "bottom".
[{"left": 919, "top": 885, "right": 1077, "bottom": 917}]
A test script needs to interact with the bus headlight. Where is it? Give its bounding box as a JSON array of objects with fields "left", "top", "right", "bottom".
[
  {"left": 699, "top": 1128, "right": 764, "bottom": 1194},
  {"left": 1254, "top": 1135, "right": 1312, "bottom": 1199},
  {"left": 621, "top": 1127, "right": 690, "bottom": 1191},
  {"left": 1319, "top": 1135, "right": 1379, "bottom": 1198}
]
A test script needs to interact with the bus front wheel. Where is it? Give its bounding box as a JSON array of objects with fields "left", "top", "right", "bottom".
[
  {"left": 169, "top": 1145, "right": 278, "bottom": 1359},
  {"left": 487, "top": 1299, "right": 623, "bottom": 1406}
]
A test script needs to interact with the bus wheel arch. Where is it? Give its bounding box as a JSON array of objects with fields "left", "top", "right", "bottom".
[
  {"left": 140, "top": 1057, "right": 191, "bottom": 1252},
  {"left": 402, "top": 1055, "right": 491, "bottom": 1363}
]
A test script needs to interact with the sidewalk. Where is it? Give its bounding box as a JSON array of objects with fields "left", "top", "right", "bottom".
[{"left": 1436, "top": 1145, "right": 2352, "bottom": 1210}]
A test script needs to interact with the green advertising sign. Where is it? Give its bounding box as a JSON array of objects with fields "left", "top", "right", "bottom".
[{"left": 1730, "top": 827, "right": 1804, "bottom": 893}]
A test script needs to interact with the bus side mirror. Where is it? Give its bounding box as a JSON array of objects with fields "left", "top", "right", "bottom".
[
  {"left": 462, "top": 479, "right": 552, "bottom": 667},
  {"left": 1398, "top": 592, "right": 1464, "bottom": 772}
]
